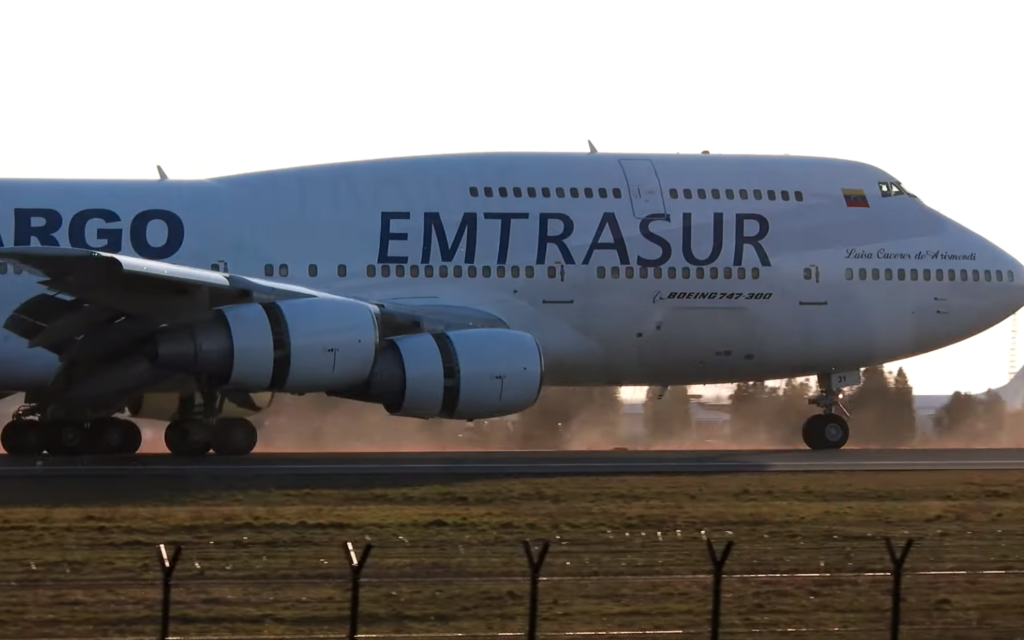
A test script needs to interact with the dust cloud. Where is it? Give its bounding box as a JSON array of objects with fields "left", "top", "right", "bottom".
[{"left": 0, "top": 390, "right": 1020, "bottom": 453}]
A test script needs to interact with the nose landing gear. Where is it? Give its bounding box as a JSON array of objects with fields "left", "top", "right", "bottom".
[{"left": 801, "top": 371, "right": 859, "bottom": 450}]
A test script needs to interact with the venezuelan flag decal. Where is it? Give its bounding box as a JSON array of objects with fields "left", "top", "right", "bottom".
[{"left": 842, "top": 188, "right": 869, "bottom": 208}]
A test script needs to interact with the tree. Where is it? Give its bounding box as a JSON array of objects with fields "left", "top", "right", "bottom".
[{"left": 844, "top": 364, "right": 917, "bottom": 446}]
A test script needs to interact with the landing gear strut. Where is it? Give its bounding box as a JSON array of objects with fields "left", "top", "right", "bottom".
[{"left": 801, "top": 371, "right": 859, "bottom": 450}]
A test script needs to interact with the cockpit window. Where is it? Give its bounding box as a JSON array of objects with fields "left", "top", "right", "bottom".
[{"left": 878, "top": 180, "right": 915, "bottom": 198}]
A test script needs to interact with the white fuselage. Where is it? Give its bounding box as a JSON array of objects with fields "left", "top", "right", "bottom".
[{"left": 0, "top": 152, "right": 1022, "bottom": 392}]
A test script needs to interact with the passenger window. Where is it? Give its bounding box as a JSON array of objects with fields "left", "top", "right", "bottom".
[
  {"left": 667, "top": 266, "right": 676, "bottom": 279},
  {"left": 337, "top": 264, "right": 347, "bottom": 277},
  {"left": 410, "top": 265, "right": 420, "bottom": 277},
  {"left": 859, "top": 268, "right": 867, "bottom": 280},
  {"left": 723, "top": 267, "right": 732, "bottom": 279},
  {"left": 597, "top": 266, "right": 605, "bottom": 279},
  {"left": 549, "top": 266, "right": 558, "bottom": 278},
  {"left": 736, "top": 267, "right": 745, "bottom": 280},
  {"left": 710, "top": 267, "right": 718, "bottom": 279},
  {"left": 739, "top": 189, "right": 749, "bottom": 200},
  {"left": 804, "top": 267, "right": 813, "bottom": 280},
  {"left": 528, "top": 187, "right": 537, "bottom": 198},
  {"left": 655, "top": 267, "right": 664, "bottom": 279},
  {"left": 726, "top": 189, "right": 735, "bottom": 200},
  {"left": 484, "top": 187, "right": 494, "bottom": 197},
  {"left": 754, "top": 189, "right": 763, "bottom": 200},
  {"left": 781, "top": 191, "right": 790, "bottom": 201},
  {"left": 513, "top": 187, "right": 522, "bottom": 198},
  {"left": 511, "top": 266, "right": 520, "bottom": 278},
  {"left": 910, "top": 268, "right": 918, "bottom": 281},
  {"left": 923, "top": 269, "right": 931, "bottom": 281},
  {"left": 499, "top": 187, "right": 508, "bottom": 198},
  {"left": 496, "top": 266, "right": 505, "bottom": 278},
  {"left": 985, "top": 269, "right": 992, "bottom": 282},
  {"left": 542, "top": 187, "right": 551, "bottom": 198},
  {"left": 264, "top": 264, "right": 273, "bottom": 277},
  {"left": 425, "top": 265, "right": 434, "bottom": 277},
  {"left": 946, "top": 269, "right": 954, "bottom": 281},
  {"left": 683, "top": 188, "right": 693, "bottom": 199},
  {"left": 482, "top": 266, "right": 491, "bottom": 277},
  {"left": 669, "top": 188, "right": 679, "bottom": 200},
  {"left": 525, "top": 266, "right": 534, "bottom": 278},
  {"left": 697, "top": 188, "right": 707, "bottom": 199},
  {"left": 439, "top": 265, "right": 448, "bottom": 278},
  {"left": 279, "top": 264, "right": 289, "bottom": 277},
  {"left": 599, "top": 188, "right": 608, "bottom": 198},
  {"left": 367, "top": 264, "right": 376, "bottom": 277},
  {"left": 936, "top": 269, "right": 944, "bottom": 281},
  {"left": 898, "top": 268, "right": 905, "bottom": 281},
  {"left": 711, "top": 188, "right": 721, "bottom": 199},
  {"left": 795, "top": 191, "right": 804, "bottom": 202},
  {"left": 625, "top": 266, "right": 635, "bottom": 279},
  {"left": 613, "top": 188, "right": 623, "bottom": 199},
  {"left": 767, "top": 190, "right": 776, "bottom": 201},
  {"left": 556, "top": 187, "right": 566, "bottom": 198},
  {"left": 885, "top": 268, "right": 892, "bottom": 281},
  {"left": 452, "top": 265, "right": 462, "bottom": 278},
  {"left": 585, "top": 187, "right": 594, "bottom": 198},
  {"left": 396, "top": 265, "right": 405, "bottom": 277},
  {"left": 973, "top": 269, "right": 980, "bottom": 281},
  {"left": 308, "top": 264, "right": 318, "bottom": 277},
  {"left": 696, "top": 267, "right": 705, "bottom": 279},
  {"left": 639, "top": 267, "right": 648, "bottom": 279},
  {"left": 611, "top": 266, "right": 620, "bottom": 279},
  {"left": 469, "top": 187, "right": 479, "bottom": 197},
  {"left": 997, "top": 270, "right": 1004, "bottom": 282},
  {"left": 871, "top": 268, "right": 879, "bottom": 280},
  {"left": 752, "top": 267, "right": 760, "bottom": 280},
  {"left": 468, "top": 266, "right": 477, "bottom": 278},
  {"left": 380, "top": 265, "right": 391, "bottom": 278},
  {"left": 845, "top": 268, "right": 853, "bottom": 280},
  {"left": 960, "top": 269, "right": 968, "bottom": 281},
  {"left": 1011, "top": 271, "right": 1016, "bottom": 282},
  {"left": 682, "top": 267, "right": 692, "bottom": 279},
  {"left": 570, "top": 187, "right": 579, "bottom": 198}
]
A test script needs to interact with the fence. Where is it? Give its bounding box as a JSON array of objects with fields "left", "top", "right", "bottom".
[{"left": 6, "top": 535, "right": 1024, "bottom": 640}]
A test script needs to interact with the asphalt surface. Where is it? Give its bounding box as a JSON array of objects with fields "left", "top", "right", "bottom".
[{"left": 3, "top": 448, "right": 1024, "bottom": 477}]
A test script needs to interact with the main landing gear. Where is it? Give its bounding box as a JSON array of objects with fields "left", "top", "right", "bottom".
[
  {"left": 164, "top": 417, "right": 257, "bottom": 456},
  {"left": 800, "top": 371, "right": 860, "bottom": 450},
  {"left": 0, "top": 416, "right": 143, "bottom": 456}
]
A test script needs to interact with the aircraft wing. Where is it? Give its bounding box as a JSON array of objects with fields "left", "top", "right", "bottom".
[{"left": 0, "top": 247, "right": 507, "bottom": 364}]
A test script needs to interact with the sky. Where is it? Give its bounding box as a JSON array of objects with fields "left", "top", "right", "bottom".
[{"left": 0, "top": 1, "right": 1020, "bottom": 396}]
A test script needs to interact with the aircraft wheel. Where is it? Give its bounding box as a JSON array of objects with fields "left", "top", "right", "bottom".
[
  {"left": 211, "top": 417, "right": 258, "bottom": 456},
  {"left": 801, "top": 413, "right": 850, "bottom": 450},
  {"left": 164, "top": 419, "right": 212, "bottom": 456},
  {"left": 91, "top": 418, "right": 142, "bottom": 455},
  {"left": 44, "top": 420, "right": 90, "bottom": 456},
  {"left": 1, "top": 419, "right": 45, "bottom": 456}
]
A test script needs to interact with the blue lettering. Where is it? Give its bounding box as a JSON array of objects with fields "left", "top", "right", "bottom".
[
  {"left": 583, "top": 212, "right": 629, "bottom": 265},
  {"left": 14, "top": 208, "right": 61, "bottom": 247},
  {"left": 637, "top": 214, "right": 671, "bottom": 268},
  {"left": 733, "top": 213, "right": 771, "bottom": 267},
  {"left": 681, "top": 212, "right": 723, "bottom": 267},
  {"left": 378, "top": 211, "right": 410, "bottom": 264},
  {"left": 69, "top": 209, "right": 123, "bottom": 252},
  {"left": 422, "top": 212, "right": 477, "bottom": 263},
  {"left": 485, "top": 212, "right": 528, "bottom": 265},
  {"left": 536, "top": 213, "right": 576, "bottom": 265},
  {"left": 130, "top": 209, "right": 184, "bottom": 260}
]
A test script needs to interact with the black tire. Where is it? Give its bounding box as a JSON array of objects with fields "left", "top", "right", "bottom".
[
  {"left": 801, "top": 413, "right": 849, "bottom": 450},
  {"left": 164, "top": 420, "right": 211, "bottom": 456},
  {"left": 45, "top": 420, "right": 89, "bottom": 456},
  {"left": 211, "top": 418, "right": 258, "bottom": 456},
  {"left": 90, "top": 418, "right": 143, "bottom": 455},
  {"left": 1, "top": 419, "right": 44, "bottom": 456}
]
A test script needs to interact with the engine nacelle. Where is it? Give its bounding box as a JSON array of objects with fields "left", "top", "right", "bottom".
[
  {"left": 342, "top": 328, "right": 544, "bottom": 420},
  {"left": 151, "top": 297, "right": 379, "bottom": 393},
  {"left": 125, "top": 391, "right": 275, "bottom": 421}
]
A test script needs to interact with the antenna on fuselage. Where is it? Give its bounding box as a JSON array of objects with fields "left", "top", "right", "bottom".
[
  {"left": 588, "top": 140, "right": 598, "bottom": 154},
  {"left": 157, "top": 165, "right": 168, "bottom": 180}
]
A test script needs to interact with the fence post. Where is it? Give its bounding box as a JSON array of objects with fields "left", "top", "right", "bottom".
[
  {"left": 522, "top": 539, "right": 551, "bottom": 640},
  {"left": 346, "top": 541, "right": 373, "bottom": 640},
  {"left": 156, "top": 543, "right": 182, "bottom": 640},
  {"left": 705, "top": 537, "right": 733, "bottom": 640},
  {"left": 885, "top": 537, "right": 913, "bottom": 640}
]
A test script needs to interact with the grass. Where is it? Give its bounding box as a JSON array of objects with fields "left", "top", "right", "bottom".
[{"left": 2, "top": 470, "right": 1024, "bottom": 638}]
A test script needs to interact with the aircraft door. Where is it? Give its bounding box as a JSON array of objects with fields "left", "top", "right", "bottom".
[{"left": 619, "top": 159, "right": 667, "bottom": 219}]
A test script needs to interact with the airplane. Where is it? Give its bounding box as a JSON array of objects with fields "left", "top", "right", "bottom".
[{"left": 0, "top": 150, "right": 1020, "bottom": 457}]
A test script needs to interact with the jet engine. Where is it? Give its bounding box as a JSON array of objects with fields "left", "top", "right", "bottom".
[
  {"left": 150, "top": 297, "right": 380, "bottom": 393},
  {"left": 336, "top": 328, "right": 544, "bottom": 420}
]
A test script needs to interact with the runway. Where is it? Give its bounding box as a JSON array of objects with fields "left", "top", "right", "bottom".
[{"left": 3, "top": 448, "right": 1024, "bottom": 477}]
